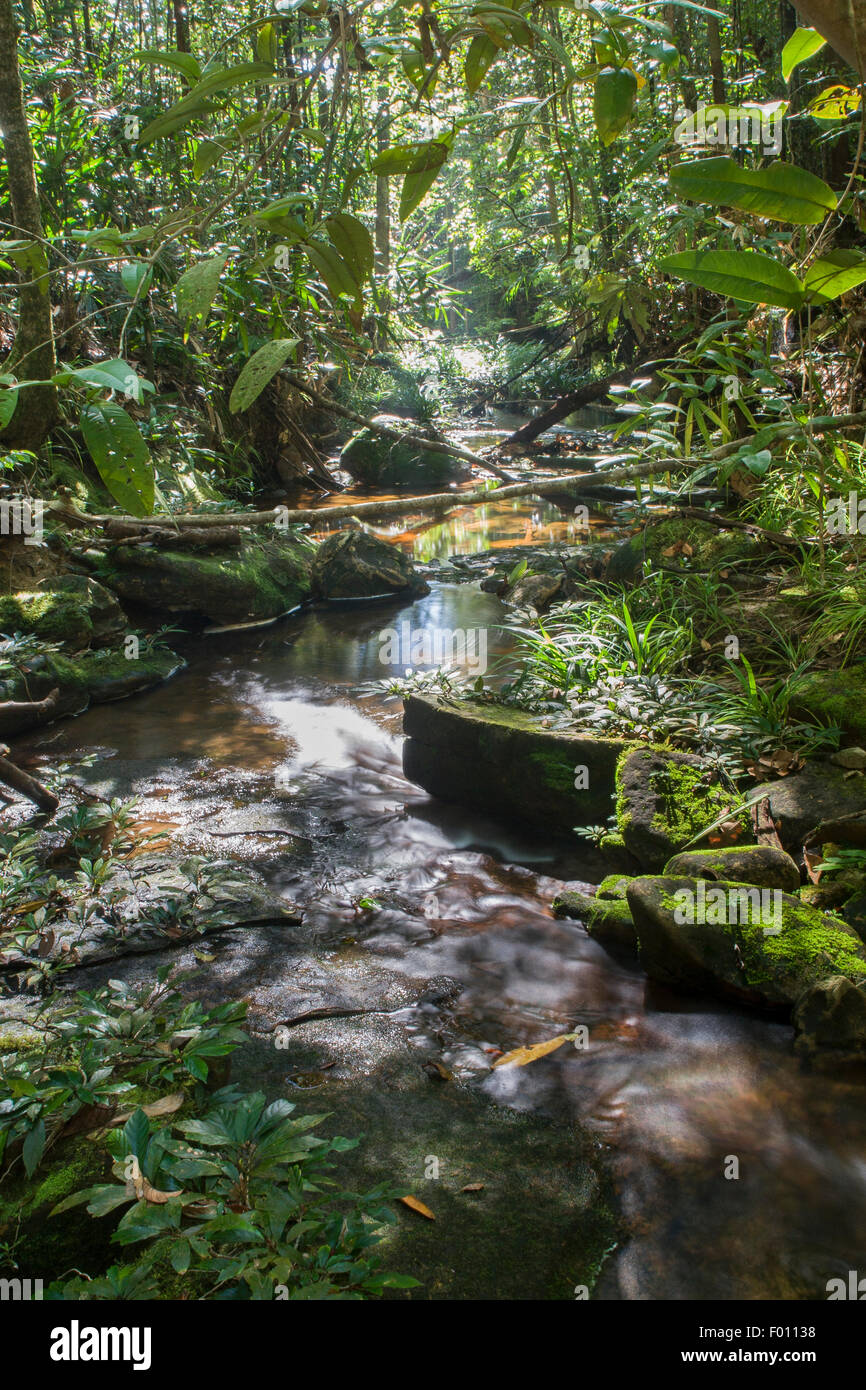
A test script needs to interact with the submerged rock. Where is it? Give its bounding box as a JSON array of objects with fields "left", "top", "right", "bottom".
[
  {"left": 312, "top": 529, "right": 429, "bottom": 601},
  {"left": 617, "top": 745, "right": 750, "bottom": 871},
  {"left": 663, "top": 844, "right": 800, "bottom": 894},
  {"left": 627, "top": 875, "right": 866, "bottom": 1011},
  {"left": 97, "top": 535, "right": 314, "bottom": 627},
  {"left": 340, "top": 419, "right": 469, "bottom": 489}
]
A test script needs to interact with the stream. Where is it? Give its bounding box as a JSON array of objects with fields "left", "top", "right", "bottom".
[{"left": 18, "top": 491, "right": 866, "bottom": 1302}]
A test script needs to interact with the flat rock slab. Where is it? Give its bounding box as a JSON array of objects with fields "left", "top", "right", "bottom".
[{"left": 754, "top": 763, "right": 866, "bottom": 850}]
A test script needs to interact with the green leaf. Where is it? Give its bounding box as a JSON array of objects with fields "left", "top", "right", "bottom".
[
  {"left": 803, "top": 250, "right": 866, "bottom": 302},
  {"left": 808, "top": 85, "right": 862, "bottom": 122},
  {"left": 194, "top": 138, "right": 232, "bottom": 179},
  {"left": 781, "top": 27, "right": 826, "bottom": 82},
  {"left": 138, "top": 48, "right": 202, "bottom": 82},
  {"left": 186, "top": 62, "right": 278, "bottom": 103},
  {"left": 0, "top": 381, "right": 19, "bottom": 429},
  {"left": 593, "top": 67, "right": 638, "bottom": 146},
  {"left": 371, "top": 140, "right": 447, "bottom": 176},
  {"left": 79, "top": 402, "right": 154, "bottom": 516},
  {"left": 738, "top": 448, "right": 772, "bottom": 475},
  {"left": 138, "top": 95, "right": 214, "bottom": 144},
  {"left": 324, "top": 213, "right": 374, "bottom": 283},
  {"left": 670, "top": 156, "right": 836, "bottom": 226},
  {"left": 257, "top": 22, "right": 278, "bottom": 67},
  {"left": 22, "top": 1119, "right": 46, "bottom": 1177},
  {"left": 466, "top": 33, "right": 499, "bottom": 93},
  {"left": 400, "top": 147, "right": 450, "bottom": 220},
  {"left": 55, "top": 359, "right": 154, "bottom": 403},
  {"left": 229, "top": 338, "right": 301, "bottom": 413},
  {"left": 659, "top": 250, "right": 805, "bottom": 310},
  {"left": 120, "top": 261, "right": 152, "bottom": 299},
  {"left": 302, "top": 239, "right": 358, "bottom": 301},
  {"left": 175, "top": 253, "right": 227, "bottom": 323}
]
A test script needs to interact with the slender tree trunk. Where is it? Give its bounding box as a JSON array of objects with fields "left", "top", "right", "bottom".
[
  {"left": 0, "top": 0, "right": 58, "bottom": 449},
  {"left": 374, "top": 82, "right": 391, "bottom": 348},
  {"left": 793, "top": 0, "right": 866, "bottom": 74},
  {"left": 707, "top": 15, "right": 726, "bottom": 104}
]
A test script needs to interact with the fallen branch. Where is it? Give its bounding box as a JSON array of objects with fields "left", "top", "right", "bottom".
[
  {"left": 0, "top": 741, "right": 60, "bottom": 813},
  {"left": 0, "top": 687, "right": 61, "bottom": 739}
]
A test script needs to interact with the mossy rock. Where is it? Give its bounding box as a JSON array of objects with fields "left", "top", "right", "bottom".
[
  {"left": 0, "top": 646, "right": 184, "bottom": 737},
  {"left": 311, "top": 529, "right": 429, "bottom": 601},
  {"left": 607, "top": 518, "right": 759, "bottom": 583},
  {"left": 0, "top": 1136, "right": 115, "bottom": 1284},
  {"left": 596, "top": 873, "right": 633, "bottom": 900},
  {"left": 627, "top": 875, "right": 866, "bottom": 1012},
  {"left": 552, "top": 886, "right": 636, "bottom": 950},
  {"left": 663, "top": 845, "right": 800, "bottom": 894},
  {"left": 403, "top": 694, "right": 627, "bottom": 836},
  {"left": 616, "top": 745, "right": 750, "bottom": 871},
  {"left": 0, "top": 590, "right": 93, "bottom": 651},
  {"left": 98, "top": 535, "right": 314, "bottom": 627},
  {"left": 789, "top": 664, "right": 866, "bottom": 744},
  {"left": 340, "top": 420, "right": 469, "bottom": 489}
]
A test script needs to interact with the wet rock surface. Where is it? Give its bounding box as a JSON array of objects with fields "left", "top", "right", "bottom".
[{"left": 312, "top": 529, "right": 429, "bottom": 602}]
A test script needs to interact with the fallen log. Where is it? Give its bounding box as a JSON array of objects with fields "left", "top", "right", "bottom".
[
  {"left": 0, "top": 740, "right": 60, "bottom": 813},
  {"left": 0, "top": 687, "right": 61, "bottom": 739}
]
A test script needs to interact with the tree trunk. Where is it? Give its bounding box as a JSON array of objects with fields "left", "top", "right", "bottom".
[
  {"left": 0, "top": 0, "right": 58, "bottom": 449},
  {"left": 374, "top": 83, "right": 391, "bottom": 348},
  {"left": 792, "top": 0, "right": 866, "bottom": 75},
  {"left": 707, "top": 15, "right": 726, "bottom": 104}
]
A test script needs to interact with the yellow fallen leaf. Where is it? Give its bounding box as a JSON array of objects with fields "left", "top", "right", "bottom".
[
  {"left": 492, "top": 1033, "right": 576, "bottom": 1069},
  {"left": 399, "top": 1195, "right": 435, "bottom": 1220}
]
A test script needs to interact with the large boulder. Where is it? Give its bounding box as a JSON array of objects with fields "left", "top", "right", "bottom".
[
  {"left": 312, "top": 529, "right": 429, "bottom": 601},
  {"left": 617, "top": 745, "right": 750, "bottom": 871},
  {"left": 627, "top": 874, "right": 866, "bottom": 1011},
  {"left": 789, "top": 662, "right": 866, "bottom": 744},
  {"left": 340, "top": 418, "right": 469, "bottom": 489},
  {"left": 663, "top": 844, "right": 800, "bottom": 894},
  {"left": 753, "top": 762, "right": 866, "bottom": 851},
  {"left": 793, "top": 975, "right": 866, "bottom": 1069},
  {"left": 0, "top": 576, "right": 124, "bottom": 653},
  {"left": 403, "top": 694, "right": 629, "bottom": 839},
  {"left": 0, "top": 646, "right": 185, "bottom": 737},
  {"left": 97, "top": 535, "right": 313, "bottom": 627},
  {"left": 607, "top": 517, "right": 760, "bottom": 584}
]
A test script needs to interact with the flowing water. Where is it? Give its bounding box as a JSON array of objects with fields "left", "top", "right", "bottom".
[{"left": 19, "top": 500, "right": 866, "bottom": 1301}]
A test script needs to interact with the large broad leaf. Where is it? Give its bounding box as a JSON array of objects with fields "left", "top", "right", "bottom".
[
  {"left": 465, "top": 33, "right": 500, "bottom": 93},
  {"left": 399, "top": 141, "right": 451, "bottom": 220},
  {"left": 137, "top": 48, "right": 202, "bottom": 82},
  {"left": 324, "top": 214, "right": 374, "bottom": 284},
  {"left": 593, "top": 67, "right": 638, "bottom": 145},
  {"left": 371, "top": 140, "right": 448, "bottom": 176},
  {"left": 229, "top": 338, "right": 301, "bottom": 413},
  {"left": 54, "top": 359, "right": 155, "bottom": 403},
  {"left": 670, "top": 156, "right": 836, "bottom": 226},
  {"left": 175, "top": 253, "right": 227, "bottom": 322},
  {"left": 80, "top": 402, "right": 154, "bottom": 516},
  {"left": 660, "top": 250, "right": 805, "bottom": 310},
  {"left": 138, "top": 95, "right": 214, "bottom": 144},
  {"left": 186, "top": 62, "right": 278, "bottom": 102},
  {"left": 803, "top": 250, "right": 866, "bottom": 302},
  {"left": 781, "top": 27, "right": 826, "bottom": 82},
  {"left": 302, "top": 239, "right": 358, "bottom": 301}
]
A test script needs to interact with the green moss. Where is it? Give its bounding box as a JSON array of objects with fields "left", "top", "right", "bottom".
[
  {"left": 341, "top": 428, "right": 461, "bottom": 488},
  {"left": 790, "top": 664, "right": 866, "bottom": 741},
  {"left": 0, "top": 591, "right": 92, "bottom": 650},
  {"left": 597, "top": 874, "right": 631, "bottom": 900},
  {"left": 529, "top": 749, "right": 576, "bottom": 795},
  {"left": 647, "top": 758, "right": 743, "bottom": 844},
  {"left": 0, "top": 1136, "right": 113, "bottom": 1282}
]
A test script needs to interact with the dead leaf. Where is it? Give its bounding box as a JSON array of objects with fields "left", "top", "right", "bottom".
[
  {"left": 804, "top": 848, "right": 824, "bottom": 885},
  {"left": 461, "top": 1183, "right": 484, "bottom": 1194},
  {"left": 492, "top": 1033, "right": 576, "bottom": 1069},
  {"left": 87, "top": 1092, "right": 185, "bottom": 1137},
  {"left": 399, "top": 1195, "right": 435, "bottom": 1220}
]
